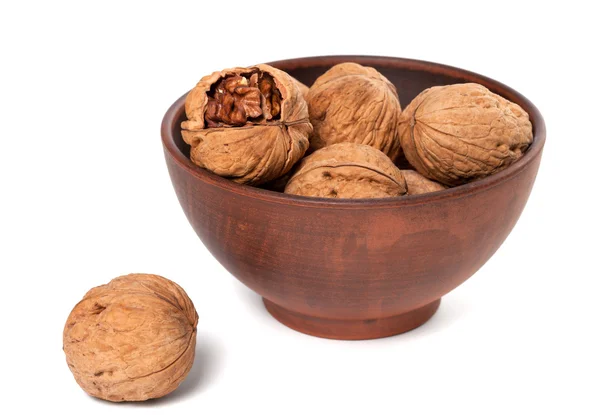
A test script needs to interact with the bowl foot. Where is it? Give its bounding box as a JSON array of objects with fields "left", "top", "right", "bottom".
[{"left": 263, "top": 298, "right": 441, "bottom": 340}]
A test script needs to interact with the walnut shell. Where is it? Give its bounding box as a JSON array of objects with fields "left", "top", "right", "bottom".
[
  {"left": 292, "top": 76, "right": 310, "bottom": 100},
  {"left": 284, "top": 142, "right": 407, "bottom": 199},
  {"left": 182, "top": 64, "right": 311, "bottom": 186},
  {"left": 63, "top": 274, "right": 198, "bottom": 402},
  {"left": 306, "top": 63, "right": 403, "bottom": 161},
  {"left": 402, "top": 170, "right": 446, "bottom": 195},
  {"left": 399, "top": 83, "right": 533, "bottom": 186}
]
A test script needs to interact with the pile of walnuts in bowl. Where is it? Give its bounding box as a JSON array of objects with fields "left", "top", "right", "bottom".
[{"left": 181, "top": 62, "right": 533, "bottom": 198}]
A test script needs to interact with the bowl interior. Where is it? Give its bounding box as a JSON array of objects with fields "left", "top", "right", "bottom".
[{"left": 170, "top": 56, "right": 544, "bottom": 200}]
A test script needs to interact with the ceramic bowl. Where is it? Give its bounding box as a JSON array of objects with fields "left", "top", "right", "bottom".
[{"left": 161, "top": 56, "right": 545, "bottom": 340}]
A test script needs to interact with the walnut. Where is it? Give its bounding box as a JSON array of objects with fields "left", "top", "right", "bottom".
[
  {"left": 306, "top": 63, "right": 403, "bottom": 161},
  {"left": 291, "top": 76, "right": 310, "bottom": 100},
  {"left": 284, "top": 142, "right": 407, "bottom": 199},
  {"left": 182, "top": 64, "right": 312, "bottom": 185},
  {"left": 402, "top": 170, "right": 446, "bottom": 195},
  {"left": 63, "top": 274, "right": 198, "bottom": 402},
  {"left": 399, "top": 83, "right": 533, "bottom": 186}
]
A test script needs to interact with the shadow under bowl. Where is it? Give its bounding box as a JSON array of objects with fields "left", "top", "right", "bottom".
[{"left": 161, "top": 56, "right": 545, "bottom": 340}]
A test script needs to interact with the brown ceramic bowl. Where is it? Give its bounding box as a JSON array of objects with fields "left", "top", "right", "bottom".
[{"left": 161, "top": 56, "right": 545, "bottom": 340}]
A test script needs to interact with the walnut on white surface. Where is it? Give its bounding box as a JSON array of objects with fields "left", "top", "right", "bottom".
[{"left": 63, "top": 274, "right": 198, "bottom": 402}]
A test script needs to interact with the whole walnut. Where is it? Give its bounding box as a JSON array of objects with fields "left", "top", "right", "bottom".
[
  {"left": 284, "top": 142, "right": 407, "bottom": 199},
  {"left": 402, "top": 170, "right": 446, "bottom": 195},
  {"left": 306, "top": 63, "right": 403, "bottom": 161},
  {"left": 182, "top": 64, "right": 312, "bottom": 186},
  {"left": 399, "top": 83, "right": 533, "bottom": 186},
  {"left": 63, "top": 274, "right": 198, "bottom": 402}
]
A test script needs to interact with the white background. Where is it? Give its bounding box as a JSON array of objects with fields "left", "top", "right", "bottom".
[{"left": 1, "top": 1, "right": 598, "bottom": 413}]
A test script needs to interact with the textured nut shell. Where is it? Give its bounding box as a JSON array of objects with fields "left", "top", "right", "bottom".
[
  {"left": 399, "top": 83, "right": 533, "bottom": 186},
  {"left": 306, "top": 63, "right": 403, "bottom": 161},
  {"left": 63, "top": 274, "right": 198, "bottom": 402},
  {"left": 402, "top": 170, "right": 446, "bottom": 195},
  {"left": 284, "top": 142, "right": 407, "bottom": 199},
  {"left": 292, "top": 76, "right": 310, "bottom": 100},
  {"left": 181, "top": 64, "right": 311, "bottom": 185}
]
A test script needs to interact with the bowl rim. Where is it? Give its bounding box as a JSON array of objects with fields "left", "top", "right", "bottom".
[{"left": 161, "top": 55, "right": 545, "bottom": 209}]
